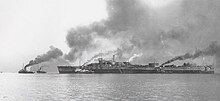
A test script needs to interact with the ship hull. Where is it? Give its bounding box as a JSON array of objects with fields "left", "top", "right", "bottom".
[
  {"left": 91, "top": 69, "right": 214, "bottom": 74},
  {"left": 18, "top": 69, "right": 34, "bottom": 74},
  {"left": 36, "top": 71, "right": 46, "bottom": 73},
  {"left": 57, "top": 67, "right": 214, "bottom": 74},
  {"left": 18, "top": 72, "right": 34, "bottom": 74},
  {"left": 164, "top": 70, "right": 214, "bottom": 74},
  {"left": 91, "top": 69, "right": 159, "bottom": 74},
  {"left": 58, "top": 66, "right": 77, "bottom": 74},
  {"left": 59, "top": 71, "right": 76, "bottom": 74}
]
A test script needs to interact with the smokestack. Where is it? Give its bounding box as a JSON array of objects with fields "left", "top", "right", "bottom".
[{"left": 113, "top": 55, "right": 115, "bottom": 62}]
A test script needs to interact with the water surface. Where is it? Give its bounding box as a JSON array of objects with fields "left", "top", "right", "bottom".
[{"left": 0, "top": 73, "right": 220, "bottom": 101}]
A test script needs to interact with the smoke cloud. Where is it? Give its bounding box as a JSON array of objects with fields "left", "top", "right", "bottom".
[
  {"left": 128, "top": 53, "right": 143, "bottom": 62},
  {"left": 25, "top": 46, "right": 63, "bottom": 69},
  {"left": 161, "top": 41, "right": 220, "bottom": 66},
  {"left": 23, "top": 0, "right": 220, "bottom": 73},
  {"left": 64, "top": 0, "right": 220, "bottom": 66}
]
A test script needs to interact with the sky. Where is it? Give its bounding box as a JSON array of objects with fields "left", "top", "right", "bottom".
[
  {"left": 0, "top": 0, "right": 175, "bottom": 72},
  {"left": 1, "top": 0, "right": 220, "bottom": 72},
  {"left": 0, "top": 0, "right": 107, "bottom": 72}
]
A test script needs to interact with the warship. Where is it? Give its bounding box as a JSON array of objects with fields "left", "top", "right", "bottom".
[{"left": 58, "top": 55, "right": 214, "bottom": 74}]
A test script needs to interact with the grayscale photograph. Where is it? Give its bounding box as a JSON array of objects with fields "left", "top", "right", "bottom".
[{"left": 0, "top": 0, "right": 220, "bottom": 100}]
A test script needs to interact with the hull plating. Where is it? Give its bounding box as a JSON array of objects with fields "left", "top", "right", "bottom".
[{"left": 58, "top": 67, "right": 214, "bottom": 74}]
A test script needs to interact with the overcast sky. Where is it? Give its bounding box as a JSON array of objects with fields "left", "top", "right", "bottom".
[
  {"left": 0, "top": 0, "right": 176, "bottom": 72},
  {"left": 0, "top": 0, "right": 107, "bottom": 72},
  {"left": 1, "top": 0, "right": 215, "bottom": 72}
]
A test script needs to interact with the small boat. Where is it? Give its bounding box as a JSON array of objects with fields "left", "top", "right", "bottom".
[
  {"left": 18, "top": 64, "right": 34, "bottom": 74},
  {"left": 36, "top": 66, "right": 46, "bottom": 73},
  {"left": 18, "top": 69, "right": 34, "bottom": 74}
]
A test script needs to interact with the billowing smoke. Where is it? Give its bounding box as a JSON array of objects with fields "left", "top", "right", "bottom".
[
  {"left": 128, "top": 53, "right": 143, "bottom": 62},
  {"left": 161, "top": 41, "right": 220, "bottom": 66},
  {"left": 65, "top": 0, "right": 151, "bottom": 63},
  {"left": 63, "top": 0, "right": 220, "bottom": 67},
  {"left": 25, "top": 46, "right": 63, "bottom": 70}
]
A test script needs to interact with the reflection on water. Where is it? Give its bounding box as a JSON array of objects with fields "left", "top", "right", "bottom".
[{"left": 0, "top": 73, "right": 220, "bottom": 101}]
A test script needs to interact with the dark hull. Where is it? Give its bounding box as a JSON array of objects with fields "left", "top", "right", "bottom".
[
  {"left": 92, "top": 69, "right": 159, "bottom": 74},
  {"left": 58, "top": 66, "right": 76, "bottom": 74},
  {"left": 59, "top": 71, "right": 76, "bottom": 74},
  {"left": 36, "top": 71, "right": 46, "bottom": 73},
  {"left": 18, "top": 71, "right": 34, "bottom": 74},
  {"left": 91, "top": 69, "right": 214, "bottom": 74},
  {"left": 164, "top": 70, "right": 214, "bottom": 74},
  {"left": 18, "top": 69, "right": 34, "bottom": 74},
  {"left": 58, "top": 68, "right": 214, "bottom": 74}
]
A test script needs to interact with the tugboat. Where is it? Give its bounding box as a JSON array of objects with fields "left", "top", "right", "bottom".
[
  {"left": 18, "top": 64, "right": 34, "bottom": 73},
  {"left": 18, "top": 69, "right": 34, "bottom": 73},
  {"left": 36, "top": 66, "right": 46, "bottom": 73},
  {"left": 18, "top": 67, "right": 34, "bottom": 73}
]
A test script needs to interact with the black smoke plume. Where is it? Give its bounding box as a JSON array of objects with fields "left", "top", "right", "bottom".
[
  {"left": 25, "top": 46, "right": 63, "bottom": 70},
  {"left": 160, "top": 41, "right": 220, "bottom": 66}
]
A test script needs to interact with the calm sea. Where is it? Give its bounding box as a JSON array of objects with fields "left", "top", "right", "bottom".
[{"left": 0, "top": 73, "right": 220, "bottom": 101}]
